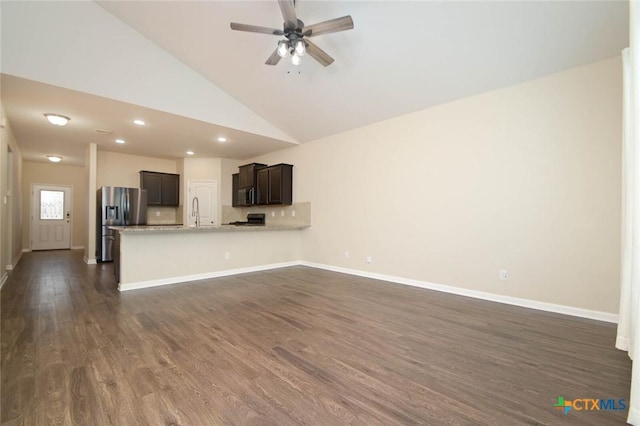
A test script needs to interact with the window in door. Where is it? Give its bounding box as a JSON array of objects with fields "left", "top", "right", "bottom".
[{"left": 40, "top": 190, "right": 65, "bottom": 220}]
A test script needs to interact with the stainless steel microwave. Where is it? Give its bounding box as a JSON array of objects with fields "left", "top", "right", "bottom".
[{"left": 237, "top": 187, "right": 255, "bottom": 206}]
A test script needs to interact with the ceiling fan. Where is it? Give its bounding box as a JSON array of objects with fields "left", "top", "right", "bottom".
[{"left": 230, "top": 0, "right": 354, "bottom": 67}]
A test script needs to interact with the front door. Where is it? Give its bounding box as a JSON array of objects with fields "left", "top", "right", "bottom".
[
  {"left": 31, "top": 184, "right": 72, "bottom": 250},
  {"left": 188, "top": 180, "right": 217, "bottom": 227}
]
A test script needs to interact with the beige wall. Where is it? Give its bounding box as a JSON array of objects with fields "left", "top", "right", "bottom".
[
  {"left": 249, "top": 57, "right": 623, "bottom": 314},
  {"left": 0, "top": 104, "right": 24, "bottom": 276},
  {"left": 97, "top": 151, "right": 181, "bottom": 224},
  {"left": 97, "top": 151, "right": 178, "bottom": 189},
  {"left": 22, "top": 161, "right": 87, "bottom": 249},
  {"left": 221, "top": 158, "right": 242, "bottom": 206},
  {"left": 85, "top": 143, "right": 97, "bottom": 263},
  {"left": 119, "top": 230, "right": 302, "bottom": 286}
]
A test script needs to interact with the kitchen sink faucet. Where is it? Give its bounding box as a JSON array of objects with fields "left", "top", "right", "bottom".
[{"left": 192, "top": 196, "right": 200, "bottom": 227}]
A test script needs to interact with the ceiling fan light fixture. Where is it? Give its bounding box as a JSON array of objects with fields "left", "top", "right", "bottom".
[
  {"left": 294, "top": 40, "right": 305, "bottom": 56},
  {"left": 291, "top": 53, "right": 302, "bottom": 66},
  {"left": 277, "top": 40, "right": 289, "bottom": 57},
  {"left": 44, "top": 113, "right": 70, "bottom": 126}
]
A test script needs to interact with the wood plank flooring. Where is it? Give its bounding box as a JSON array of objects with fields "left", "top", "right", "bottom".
[{"left": 1, "top": 250, "right": 632, "bottom": 425}]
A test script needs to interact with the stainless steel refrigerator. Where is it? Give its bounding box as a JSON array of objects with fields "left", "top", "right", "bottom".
[{"left": 97, "top": 186, "right": 147, "bottom": 262}]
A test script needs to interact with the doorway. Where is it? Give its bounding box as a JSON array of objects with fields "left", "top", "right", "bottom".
[
  {"left": 30, "top": 184, "right": 72, "bottom": 250},
  {"left": 187, "top": 180, "right": 217, "bottom": 227}
]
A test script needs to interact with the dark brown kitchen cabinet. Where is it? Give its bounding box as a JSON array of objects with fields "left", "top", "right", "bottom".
[
  {"left": 237, "top": 163, "right": 266, "bottom": 206},
  {"left": 256, "top": 164, "right": 293, "bottom": 205},
  {"left": 231, "top": 173, "right": 239, "bottom": 207},
  {"left": 140, "top": 171, "right": 180, "bottom": 206},
  {"left": 238, "top": 163, "right": 266, "bottom": 188}
]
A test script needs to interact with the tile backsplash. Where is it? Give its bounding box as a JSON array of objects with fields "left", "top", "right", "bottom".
[
  {"left": 146, "top": 206, "right": 179, "bottom": 225},
  {"left": 222, "top": 202, "right": 311, "bottom": 227}
]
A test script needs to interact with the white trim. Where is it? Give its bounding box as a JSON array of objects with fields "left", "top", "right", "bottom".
[
  {"left": 6, "top": 251, "right": 22, "bottom": 271},
  {"left": 83, "top": 257, "right": 97, "bottom": 265},
  {"left": 71, "top": 246, "right": 85, "bottom": 250},
  {"left": 616, "top": 335, "right": 631, "bottom": 352},
  {"left": 22, "top": 248, "right": 32, "bottom": 253},
  {"left": 0, "top": 272, "right": 7, "bottom": 290},
  {"left": 300, "top": 262, "right": 619, "bottom": 324},
  {"left": 116, "top": 258, "right": 618, "bottom": 323},
  {"left": 118, "top": 261, "right": 302, "bottom": 291}
]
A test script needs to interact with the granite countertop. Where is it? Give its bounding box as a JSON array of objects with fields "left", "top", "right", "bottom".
[{"left": 109, "top": 224, "right": 310, "bottom": 233}]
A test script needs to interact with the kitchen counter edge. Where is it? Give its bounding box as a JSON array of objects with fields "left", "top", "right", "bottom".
[{"left": 109, "top": 224, "right": 310, "bottom": 233}]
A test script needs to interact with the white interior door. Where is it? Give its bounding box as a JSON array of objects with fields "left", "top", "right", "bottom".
[
  {"left": 188, "top": 180, "right": 217, "bottom": 226},
  {"left": 31, "top": 184, "right": 72, "bottom": 250}
]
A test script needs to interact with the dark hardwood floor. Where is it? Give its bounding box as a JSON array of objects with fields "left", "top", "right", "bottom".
[{"left": 1, "top": 250, "right": 632, "bottom": 425}]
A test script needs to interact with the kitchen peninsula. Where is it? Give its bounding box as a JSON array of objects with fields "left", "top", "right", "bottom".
[{"left": 111, "top": 223, "right": 309, "bottom": 291}]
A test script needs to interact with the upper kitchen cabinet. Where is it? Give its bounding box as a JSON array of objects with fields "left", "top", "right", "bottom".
[
  {"left": 231, "top": 173, "right": 239, "bottom": 207},
  {"left": 257, "top": 164, "right": 293, "bottom": 205},
  {"left": 140, "top": 171, "right": 180, "bottom": 206},
  {"left": 238, "top": 163, "right": 266, "bottom": 188},
  {"left": 236, "top": 163, "right": 266, "bottom": 206}
]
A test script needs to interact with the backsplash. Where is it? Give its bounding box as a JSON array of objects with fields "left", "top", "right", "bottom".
[
  {"left": 222, "top": 202, "right": 311, "bottom": 227},
  {"left": 147, "top": 206, "right": 179, "bottom": 225}
]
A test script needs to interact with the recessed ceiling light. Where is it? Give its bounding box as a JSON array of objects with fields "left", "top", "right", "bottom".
[
  {"left": 217, "top": 137, "right": 227, "bottom": 142},
  {"left": 115, "top": 139, "right": 126, "bottom": 144},
  {"left": 44, "top": 113, "right": 70, "bottom": 126},
  {"left": 47, "top": 156, "right": 62, "bottom": 163},
  {"left": 133, "top": 119, "right": 145, "bottom": 126},
  {"left": 186, "top": 151, "right": 195, "bottom": 156}
]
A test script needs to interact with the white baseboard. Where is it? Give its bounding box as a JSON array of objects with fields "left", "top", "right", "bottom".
[
  {"left": 83, "top": 257, "right": 97, "bottom": 265},
  {"left": 6, "top": 251, "right": 23, "bottom": 271},
  {"left": 300, "top": 262, "right": 619, "bottom": 324},
  {"left": 615, "top": 335, "right": 630, "bottom": 352},
  {"left": 0, "top": 272, "right": 7, "bottom": 291},
  {"left": 111, "top": 256, "right": 619, "bottom": 323},
  {"left": 118, "top": 261, "right": 302, "bottom": 292},
  {"left": 22, "top": 248, "right": 32, "bottom": 253},
  {"left": 71, "top": 245, "right": 85, "bottom": 250}
]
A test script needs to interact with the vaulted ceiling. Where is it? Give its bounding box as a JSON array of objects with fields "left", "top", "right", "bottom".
[{"left": 0, "top": 1, "right": 630, "bottom": 166}]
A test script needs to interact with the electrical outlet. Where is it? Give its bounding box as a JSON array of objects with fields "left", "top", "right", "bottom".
[
  {"left": 155, "top": 211, "right": 161, "bottom": 217},
  {"left": 344, "top": 250, "right": 350, "bottom": 258},
  {"left": 499, "top": 269, "right": 508, "bottom": 280},
  {"left": 225, "top": 252, "right": 231, "bottom": 260},
  {"left": 281, "top": 210, "right": 285, "bottom": 217},
  {"left": 271, "top": 211, "right": 275, "bottom": 217},
  {"left": 366, "top": 255, "right": 373, "bottom": 264},
  {"left": 292, "top": 210, "right": 296, "bottom": 217}
]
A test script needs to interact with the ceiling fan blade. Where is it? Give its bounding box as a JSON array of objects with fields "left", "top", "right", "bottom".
[
  {"left": 303, "top": 15, "right": 354, "bottom": 37},
  {"left": 278, "top": 0, "right": 298, "bottom": 30},
  {"left": 266, "top": 48, "right": 282, "bottom": 66},
  {"left": 305, "top": 39, "right": 334, "bottom": 67},
  {"left": 230, "top": 22, "right": 284, "bottom": 35}
]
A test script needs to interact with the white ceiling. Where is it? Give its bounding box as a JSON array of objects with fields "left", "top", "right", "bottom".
[
  {"left": 0, "top": 1, "right": 630, "bottom": 166},
  {"left": 1, "top": 74, "right": 295, "bottom": 164}
]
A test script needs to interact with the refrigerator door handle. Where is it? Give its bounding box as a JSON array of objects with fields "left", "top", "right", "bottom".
[{"left": 124, "top": 191, "right": 129, "bottom": 225}]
